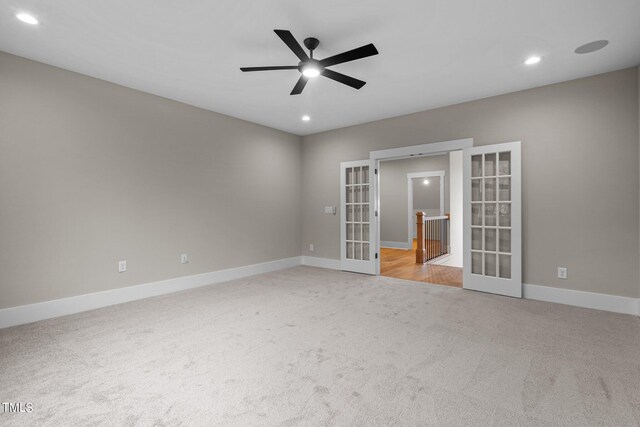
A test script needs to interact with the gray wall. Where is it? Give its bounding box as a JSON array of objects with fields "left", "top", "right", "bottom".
[
  {"left": 379, "top": 155, "right": 448, "bottom": 243},
  {"left": 2, "top": 51, "right": 638, "bottom": 308},
  {"left": 0, "top": 51, "right": 302, "bottom": 309},
  {"left": 413, "top": 177, "right": 440, "bottom": 213},
  {"left": 302, "top": 67, "right": 639, "bottom": 298}
]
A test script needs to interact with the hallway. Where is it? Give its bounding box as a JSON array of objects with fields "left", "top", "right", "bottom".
[{"left": 380, "top": 240, "right": 463, "bottom": 287}]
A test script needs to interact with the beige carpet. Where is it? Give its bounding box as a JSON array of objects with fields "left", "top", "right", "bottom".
[{"left": 1, "top": 266, "right": 639, "bottom": 426}]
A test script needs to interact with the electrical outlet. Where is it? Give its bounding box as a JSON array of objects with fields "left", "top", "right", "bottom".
[
  {"left": 118, "top": 260, "right": 127, "bottom": 273},
  {"left": 557, "top": 267, "right": 567, "bottom": 279},
  {"left": 309, "top": 244, "right": 314, "bottom": 252},
  {"left": 180, "top": 254, "right": 188, "bottom": 264}
]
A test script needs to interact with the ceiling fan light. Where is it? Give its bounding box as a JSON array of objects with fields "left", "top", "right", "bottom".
[
  {"left": 16, "top": 12, "right": 38, "bottom": 25},
  {"left": 302, "top": 65, "right": 320, "bottom": 78},
  {"left": 524, "top": 55, "right": 541, "bottom": 65}
]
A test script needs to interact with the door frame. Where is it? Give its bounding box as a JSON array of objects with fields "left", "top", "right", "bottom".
[
  {"left": 370, "top": 138, "right": 474, "bottom": 275},
  {"left": 407, "top": 171, "right": 445, "bottom": 249}
]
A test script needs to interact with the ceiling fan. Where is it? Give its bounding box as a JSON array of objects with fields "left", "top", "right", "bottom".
[{"left": 240, "top": 29, "right": 379, "bottom": 95}]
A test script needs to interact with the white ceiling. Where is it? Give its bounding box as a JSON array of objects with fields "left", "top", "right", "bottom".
[{"left": 1, "top": 0, "right": 639, "bottom": 136}]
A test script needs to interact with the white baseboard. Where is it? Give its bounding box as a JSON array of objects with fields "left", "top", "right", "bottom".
[
  {"left": 380, "top": 241, "right": 411, "bottom": 249},
  {"left": 0, "top": 256, "right": 302, "bottom": 329},
  {"left": 3, "top": 260, "right": 636, "bottom": 329},
  {"left": 301, "top": 256, "right": 341, "bottom": 270},
  {"left": 523, "top": 283, "right": 639, "bottom": 316}
]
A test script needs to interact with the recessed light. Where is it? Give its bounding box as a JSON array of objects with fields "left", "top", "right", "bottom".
[
  {"left": 16, "top": 12, "right": 38, "bottom": 25},
  {"left": 575, "top": 40, "right": 609, "bottom": 54},
  {"left": 423, "top": 179, "right": 430, "bottom": 185},
  {"left": 302, "top": 115, "right": 311, "bottom": 122},
  {"left": 524, "top": 56, "right": 541, "bottom": 65}
]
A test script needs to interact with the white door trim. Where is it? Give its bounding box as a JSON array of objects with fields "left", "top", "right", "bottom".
[
  {"left": 407, "top": 170, "right": 445, "bottom": 249},
  {"left": 370, "top": 138, "right": 474, "bottom": 161},
  {"left": 370, "top": 138, "right": 473, "bottom": 275}
]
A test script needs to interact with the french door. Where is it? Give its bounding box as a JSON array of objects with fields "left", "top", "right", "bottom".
[
  {"left": 340, "top": 160, "right": 376, "bottom": 274},
  {"left": 463, "top": 142, "right": 521, "bottom": 297}
]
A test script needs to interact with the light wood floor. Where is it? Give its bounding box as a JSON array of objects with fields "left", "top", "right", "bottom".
[{"left": 380, "top": 240, "right": 463, "bottom": 288}]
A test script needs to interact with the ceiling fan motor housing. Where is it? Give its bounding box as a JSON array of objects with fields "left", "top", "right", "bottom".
[
  {"left": 304, "top": 37, "right": 320, "bottom": 52},
  {"left": 299, "top": 59, "right": 323, "bottom": 73}
]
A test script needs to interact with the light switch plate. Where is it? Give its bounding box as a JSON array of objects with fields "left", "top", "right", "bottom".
[
  {"left": 557, "top": 267, "right": 567, "bottom": 279},
  {"left": 323, "top": 206, "right": 336, "bottom": 215}
]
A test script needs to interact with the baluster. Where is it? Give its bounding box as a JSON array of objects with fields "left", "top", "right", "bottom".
[
  {"left": 426, "top": 218, "right": 430, "bottom": 261},
  {"left": 437, "top": 219, "right": 440, "bottom": 257},
  {"left": 441, "top": 219, "right": 444, "bottom": 256},
  {"left": 433, "top": 220, "right": 435, "bottom": 258},
  {"left": 429, "top": 220, "right": 436, "bottom": 259},
  {"left": 446, "top": 217, "right": 449, "bottom": 254},
  {"left": 429, "top": 219, "right": 433, "bottom": 260},
  {"left": 425, "top": 214, "right": 429, "bottom": 262},
  {"left": 438, "top": 219, "right": 441, "bottom": 257},
  {"left": 424, "top": 216, "right": 428, "bottom": 262}
]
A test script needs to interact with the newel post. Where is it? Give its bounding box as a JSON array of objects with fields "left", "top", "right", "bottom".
[{"left": 416, "top": 211, "right": 425, "bottom": 264}]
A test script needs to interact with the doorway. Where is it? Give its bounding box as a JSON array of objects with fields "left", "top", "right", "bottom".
[
  {"left": 407, "top": 171, "right": 445, "bottom": 249},
  {"left": 378, "top": 155, "right": 463, "bottom": 287},
  {"left": 339, "top": 138, "right": 522, "bottom": 299}
]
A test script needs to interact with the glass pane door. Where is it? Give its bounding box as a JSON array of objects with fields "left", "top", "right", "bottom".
[
  {"left": 463, "top": 142, "right": 521, "bottom": 297},
  {"left": 470, "top": 152, "right": 512, "bottom": 278},
  {"left": 341, "top": 160, "right": 375, "bottom": 274},
  {"left": 345, "top": 166, "right": 370, "bottom": 261}
]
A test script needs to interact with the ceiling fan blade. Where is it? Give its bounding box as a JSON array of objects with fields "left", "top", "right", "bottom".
[
  {"left": 290, "top": 76, "right": 309, "bottom": 95},
  {"left": 274, "top": 29, "right": 309, "bottom": 62},
  {"left": 240, "top": 66, "right": 299, "bottom": 72},
  {"left": 319, "top": 43, "right": 378, "bottom": 67},
  {"left": 321, "top": 69, "right": 366, "bottom": 90}
]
